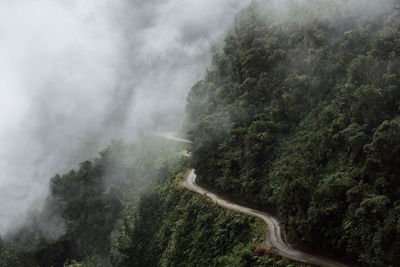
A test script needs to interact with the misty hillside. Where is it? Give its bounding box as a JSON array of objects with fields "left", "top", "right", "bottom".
[
  {"left": 1, "top": 0, "right": 400, "bottom": 267},
  {"left": 186, "top": 1, "right": 400, "bottom": 266}
]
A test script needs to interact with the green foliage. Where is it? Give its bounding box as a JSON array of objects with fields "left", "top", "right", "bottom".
[
  {"left": 0, "top": 137, "right": 182, "bottom": 266},
  {"left": 115, "top": 171, "right": 297, "bottom": 267},
  {"left": 0, "top": 240, "right": 20, "bottom": 267},
  {"left": 185, "top": 1, "right": 400, "bottom": 265}
]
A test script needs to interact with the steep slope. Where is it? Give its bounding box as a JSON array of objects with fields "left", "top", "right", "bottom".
[
  {"left": 185, "top": 169, "right": 348, "bottom": 267},
  {"left": 0, "top": 137, "right": 181, "bottom": 266},
  {"left": 185, "top": 1, "right": 400, "bottom": 265},
  {"left": 115, "top": 166, "right": 300, "bottom": 267}
]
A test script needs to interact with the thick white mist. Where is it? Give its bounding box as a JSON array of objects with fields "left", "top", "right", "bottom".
[{"left": 0, "top": 0, "right": 249, "bottom": 236}]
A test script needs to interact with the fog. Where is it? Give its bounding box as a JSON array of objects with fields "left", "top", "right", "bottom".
[
  {"left": 0, "top": 0, "right": 250, "bottom": 236},
  {"left": 1, "top": 0, "right": 394, "bottom": 240},
  {"left": 257, "top": 0, "right": 395, "bottom": 20}
]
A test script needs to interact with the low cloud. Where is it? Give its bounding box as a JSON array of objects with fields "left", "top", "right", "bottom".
[{"left": 0, "top": 0, "right": 250, "bottom": 235}]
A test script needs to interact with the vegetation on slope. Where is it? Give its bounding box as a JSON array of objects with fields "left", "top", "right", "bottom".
[
  {"left": 114, "top": 169, "right": 300, "bottom": 267},
  {"left": 3, "top": 1, "right": 400, "bottom": 266},
  {"left": 0, "top": 137, "right": 181, "bottom": 266},
  {"left": 0, "top": 135, "right": 294, "bottom": 267},
  {"left": 185, "top": 1, "right": 400, "bottom": 265}
]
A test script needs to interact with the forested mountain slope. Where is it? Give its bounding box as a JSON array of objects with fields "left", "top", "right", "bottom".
[
  {"left": 0, "top": 137, "right": 182, "bottom": 266},
  {"left": 116, "top": 169, "right": 299, "bottom": 267},
  {"left": 185, "top": 1, "right": 400, "bottom": 265},
  {"left": 0, "top": 136, "right": 295, "bottom": 267},
  {"left": 2, "top": 1, "right": 400, "bottom": 266}
]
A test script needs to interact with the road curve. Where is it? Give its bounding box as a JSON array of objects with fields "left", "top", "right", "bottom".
[
  {"left": 153, "top": 132, "right": 192, "bottom": 144},
  {"left": 160, "top": 132, "right": 350, "bottom": 267},
  {"left": 184, "top": 169, "right": 349, "bottom": 267}
]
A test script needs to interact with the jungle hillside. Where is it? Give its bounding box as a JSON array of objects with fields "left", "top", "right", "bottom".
[{"left": 185, "top": 1, "right": 400, "bottom": 266}]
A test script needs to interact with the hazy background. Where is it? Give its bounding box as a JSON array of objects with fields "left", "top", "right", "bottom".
[
  {"left": 0, "top": 0, "right": 250, "bottom": 236},
  {"left": 1, "top": 0, "right": 392, "bottom": 240}
]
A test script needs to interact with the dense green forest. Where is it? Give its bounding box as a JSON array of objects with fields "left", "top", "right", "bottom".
[
  {"left": 0, "top": 136, "right": 292, "bottom": 266},
  {"left": 113, "top": 169, "right": 299, "bottom": 267},
  {"left": 0, "top": 137, "right": 182, "bottom": 266},
  {"left": 185, "top": 1, "right": 400, "bottom": 266},
  {"left": 2, "top": 0, "right": 400, "bottom": 266}
]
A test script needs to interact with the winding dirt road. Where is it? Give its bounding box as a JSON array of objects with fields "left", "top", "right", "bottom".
[
  {"left": 154, "top": 132, "right": 192, "bottom": 144},
  {"left": 160, "top": 132, "right": 350, "bottom": 267},
  {"left": 184, "top": 169, "right": 349, "bottom": 267}
]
